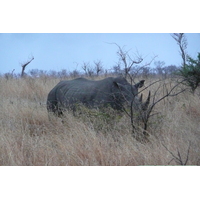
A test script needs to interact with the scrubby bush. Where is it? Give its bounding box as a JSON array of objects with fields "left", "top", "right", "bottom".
[{"left": 177, "top": 53, "right": 200, "bottom": 92}]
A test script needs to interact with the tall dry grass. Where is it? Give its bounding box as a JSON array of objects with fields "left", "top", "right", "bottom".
[{"left": 0, "top": 76, "right": 200, "bottom": 165}]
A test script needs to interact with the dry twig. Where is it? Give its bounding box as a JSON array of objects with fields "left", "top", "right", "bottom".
[{"left": 162, "top": 141, "right": 191, "bottom": 165}]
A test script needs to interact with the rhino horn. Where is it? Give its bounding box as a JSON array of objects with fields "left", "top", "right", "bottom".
[
  {"left": 139, "top": 93, "right": 143, "bottom": 103},
  {"left": 142, "top": 91, "right": 151, "bottom": 110}
]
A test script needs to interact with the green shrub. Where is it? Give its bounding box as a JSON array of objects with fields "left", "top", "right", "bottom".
[
  {"left": 64, "top": 105, "right": 123, "bottom": 133},
  {"left": 177, "top": 52, "right": 200, "bottom": 92}
]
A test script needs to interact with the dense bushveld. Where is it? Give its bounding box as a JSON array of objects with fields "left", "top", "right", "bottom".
[{"left": 0, "top": 75, "right": 200, "bottom": 165}]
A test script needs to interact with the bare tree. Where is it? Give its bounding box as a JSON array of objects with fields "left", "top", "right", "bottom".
[
  {"left": 112, "top": 62, "right": 122, "bottom": 75},
  {"left": 112, "top": 43, "right": 143, "bottom": 79},
  {"left": 82, "top": 62, "right": 89, "bottom": 75},
  {"left": 171, "top": 33, "right": 187, "bottom": 68},
  {"left": 94, "top": 60, "right": 104, "bottom": 76},
  {"left": 154, "top": 61, "right": 165, "bottom": 76},
  {"left": 21, "top": 56, "right": 34, "bottom": 77},
  {"left": 82, "top": 62, "right": 94, "bottom": 77},
  {"left": 70, "top": 69, "right": 80, "bottom": 78},
  {"left": 108, "top": 43, "right": 158, "bottom": 80}
]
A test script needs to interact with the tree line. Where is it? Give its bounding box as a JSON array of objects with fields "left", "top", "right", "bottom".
[{"left": 2, "top": 61, "right": 180, "bottom": 80}]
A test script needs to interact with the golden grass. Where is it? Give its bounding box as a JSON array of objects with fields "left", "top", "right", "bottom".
[{"left": 0, "top": 76, "right": 200, "bottom": 165}]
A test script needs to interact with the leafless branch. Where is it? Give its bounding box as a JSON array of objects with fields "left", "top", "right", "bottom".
[
  {"left": 21, "top": 56, "right": 34, "bottom": 77},
  {"left": 110, "top": 43, "right": 145, "bottom": 79},
  {"left": 162, "top": 141, "right": 191, "bottom": 165},
  {"left": 150, "top": 79, "right": 187, "bottom": 108},
  {"left": 138, "top": 78, "right": 187, "bottom": 136},
  {"left": 127, "top": 55, "right": 158, "bottom": 83}
]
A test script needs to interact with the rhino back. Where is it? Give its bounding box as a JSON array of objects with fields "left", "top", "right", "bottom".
[{"left": 56, "top": 77, "right": 116, "bottom": 108}]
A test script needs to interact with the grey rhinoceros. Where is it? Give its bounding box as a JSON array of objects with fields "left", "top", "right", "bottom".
[{"left": 47, "top": 76, "right": 150, "bottom": 116}]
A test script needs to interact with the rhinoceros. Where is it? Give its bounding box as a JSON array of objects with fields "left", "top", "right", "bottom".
[{"left": 47, "top": 76, "right": 150, "bottom": 116}]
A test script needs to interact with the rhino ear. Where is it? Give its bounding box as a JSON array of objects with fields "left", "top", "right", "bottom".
[
  {"left": 113, "top": 81, "right": 123, "bottom": 89},
  {"left": 135, "top": 80, "right": 145, "bottom": 88}
]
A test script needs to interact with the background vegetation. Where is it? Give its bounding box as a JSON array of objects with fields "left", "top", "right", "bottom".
[{"left": 0, "top": 72, "right": 200, "bottom": 165}]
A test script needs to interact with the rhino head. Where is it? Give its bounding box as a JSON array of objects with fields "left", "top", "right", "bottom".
[{"left": 113, "top": 79, "right": 151, "bottom": 112}]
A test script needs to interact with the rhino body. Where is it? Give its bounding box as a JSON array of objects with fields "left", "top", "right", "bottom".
[{"left": 47, "top": 76, "right": 149, "bottom": 116}]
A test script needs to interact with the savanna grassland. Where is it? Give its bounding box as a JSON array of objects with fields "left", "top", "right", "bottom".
[{"left": 0, "top": 75, "right": 200, "bottom": 165}]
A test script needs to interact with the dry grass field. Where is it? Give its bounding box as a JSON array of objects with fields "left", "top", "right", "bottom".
[{"left": 0, "top": 75, "right": 200, "bottom": 165}]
